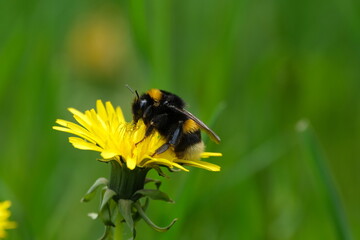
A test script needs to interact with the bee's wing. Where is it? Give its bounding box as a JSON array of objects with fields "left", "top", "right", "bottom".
[{"left": 168, "top": 105, "right": 221, "bottom": 143}]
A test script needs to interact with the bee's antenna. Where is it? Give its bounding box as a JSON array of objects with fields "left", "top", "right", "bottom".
[{"left": 125, "top": 84, "right": 139, "bottom": 99}]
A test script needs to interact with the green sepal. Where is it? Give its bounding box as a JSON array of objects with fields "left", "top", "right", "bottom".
[
  {"left": 118, "top": 199, "right": 136, "bottom": 238},
  {"left": 133, "top": 189, "right": 174, "bottom": 203},
  {"left": 133, "top": 198, "right": 149, "bottom": 222},
  {"left": 134, "top": 202, "right": 177, "bottom": 232},
  {"left": 98, "top": 203, "right": 115, "bottom": 227},
  {"left": 98, "top": 225, "right": 112, "bottom": 240},
  {"left": 100, "top": 188, "right": 117, "bottom": 212},
  {"left": 145, "top": 178, "right": 162, "bottom": 189},
  {"left": 167, "top": 167, "right": 181, "bottom": 173},
  {"left": 81, "top": 177, "right": 109, "bottom": 203},
  {"left": 152, "top": 166, "right": 169, "bottom": 178},
  {"left": 98, "top": 188, "right": 117, "bottom": 227},
  {"left": 88, "top": 212, "right": 98, "bottom": 220}
]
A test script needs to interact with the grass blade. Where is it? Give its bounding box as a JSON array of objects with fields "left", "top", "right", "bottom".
[{"left": 296, "top": 119, "right": 353, "bottom": 240}]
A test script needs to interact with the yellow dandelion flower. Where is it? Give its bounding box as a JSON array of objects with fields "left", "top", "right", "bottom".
[
  {"left": 53, "top": 100, "right": 221, "bottom": 172},
  {"left": 0, "top": 201, "right": 16, "bottom": 239}
]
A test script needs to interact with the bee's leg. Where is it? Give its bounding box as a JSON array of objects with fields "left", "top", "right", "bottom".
[
  {"left": 136, "top": 113, "right": 168, "bottom": 146},
  {"left": 153, "top": 121, "right": 183, "bottom": 156},
  {"left": 168, "top": 121, "right": 183, "bottom": 145},
  {"left": 153, "top": 143, "right": 170, "bottom": 156},
  {"left": 135, "top": 125, "right": 155, "bottom": 146}
]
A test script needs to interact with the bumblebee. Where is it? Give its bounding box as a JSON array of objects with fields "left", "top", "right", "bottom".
[{"left": 132, "top": 88, "right": 220, "bottom": 159}]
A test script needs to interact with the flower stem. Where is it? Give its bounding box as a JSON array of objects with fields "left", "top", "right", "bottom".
[
  {"left": 113, "top": 216, "right": 123, "bottom": 240},
  {"left": 109, "top": 160, "right": 150, "bottom": 240}
]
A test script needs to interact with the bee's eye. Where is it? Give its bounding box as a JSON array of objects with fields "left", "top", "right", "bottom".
[{"left": 139, "top": 99, "right": 147, "bottom": 109}]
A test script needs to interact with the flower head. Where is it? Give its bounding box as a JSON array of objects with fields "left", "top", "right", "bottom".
[
  {"left": 0, "top": 201, "right": 16, "bottom": 239},
  {"left": 53, "top": 100, "right": 221, "bottom": 171}
]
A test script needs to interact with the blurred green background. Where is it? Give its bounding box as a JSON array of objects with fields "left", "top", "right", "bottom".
[{"left": 0, "top": 0, "right": 359, "bottom": 239}]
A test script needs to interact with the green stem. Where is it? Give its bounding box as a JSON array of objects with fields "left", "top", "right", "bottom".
[
  {"left": 113, "top": 215, "right": 123, "bottom": 240},
  {"left": 108, "top": 160, "right": 150, "bottom": 239},
  {"left": 114, "top": 208, "right": 135, "bottom": 240}
]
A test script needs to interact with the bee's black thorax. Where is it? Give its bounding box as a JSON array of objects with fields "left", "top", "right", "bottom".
[{"left": 159, "top": 90, "right": 185, "bottom": 108}]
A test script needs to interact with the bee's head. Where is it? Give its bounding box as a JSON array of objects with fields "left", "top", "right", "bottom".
[
  {"left": 131, "top": 88, "right": 163, "bottom": 123},
  {"left": 132, "top": 93, "right": 153, "bottom": 123}
]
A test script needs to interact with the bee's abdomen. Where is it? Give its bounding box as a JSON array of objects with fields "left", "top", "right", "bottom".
[{"left": 174, "top": 130, "right": 203, "bottom": 159}]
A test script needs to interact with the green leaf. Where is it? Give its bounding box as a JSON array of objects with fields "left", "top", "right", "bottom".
[
  {"left": 134, "top": 202, "right": 177, "bottom": 232},
  {"left": 81, "top": 177, "right": 109, "bottom": 203},
  {"left": 118, "top": 199, "right": 136, "bottom": 238},
  {"left": 144, "top": 178, "right": 162, "bottom": 189},
  {"left": 133, "top": 189, "right": 174, "bottom": 203}
]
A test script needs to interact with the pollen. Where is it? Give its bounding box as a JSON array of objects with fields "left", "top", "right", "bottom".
[
  {"left": 183, "top": 119, "right": 199, "bottom": 133},
  {"left": 147, "top": 88, "right": 162, "bottom": 102}
]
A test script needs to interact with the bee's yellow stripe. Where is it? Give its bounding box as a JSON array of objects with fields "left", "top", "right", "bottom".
[
  {"left": 147, "top": 89, "right": 162, "bottom": 102},
  {"left": 183, "top": 119, "right": 199, "bottom": 133}
]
